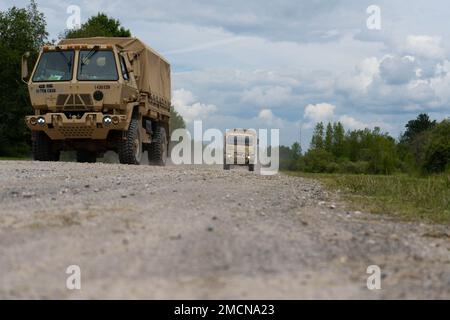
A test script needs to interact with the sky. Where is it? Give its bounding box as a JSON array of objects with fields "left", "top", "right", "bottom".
[{"left": 2, "top": 0, "right": 450, "bottom": 147}]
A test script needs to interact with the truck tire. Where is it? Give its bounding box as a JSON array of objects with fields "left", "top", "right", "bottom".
[
  {"left": 223, "top": 160, "right": 231, "bottom": 170},
  {"left": 248, "top": 164, "right": 255, "bottom": 172},
  {"left": 32, "top": 131, "right": 59, "bottom": 161},
  {"left": 76, "top": 151, "right": 97, "bottom": 163},
  {"left": 148, "top": 126, "right": 167, "bottom": 166},
  {"left": 118, "top": 118, "right": 142, "bottom": 165}
]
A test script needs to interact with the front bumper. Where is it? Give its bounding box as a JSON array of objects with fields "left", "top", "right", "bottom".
[
  {"left": 226, "top": 153, "right": 255, "bottom": 165},
  {"left": 25, "top": 112, "right": 128, "bottom": 140}
]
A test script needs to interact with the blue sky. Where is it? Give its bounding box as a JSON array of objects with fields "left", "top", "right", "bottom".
[{"left": 2, "top": 0, "right": 450, "bottom": 147}]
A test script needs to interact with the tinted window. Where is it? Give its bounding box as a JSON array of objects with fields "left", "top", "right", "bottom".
[
  {"left": 226, "top": 135, "right": 253, "bottom": 145},
  {"left": 32, "top": 51, "right": 74, "bottom": 82},
  {"left": 78, "top": 50, "right": 118, "bottom": 81}
]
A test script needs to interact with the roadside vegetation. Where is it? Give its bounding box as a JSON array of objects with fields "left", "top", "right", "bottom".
[
  {"left": 281, "top": 114, "right": 450, "bottom": 224},
  {"left": 287, "top": 172, "right": 450, "bottom": 224},
  {"left": 0, "top": 0, "right": 46, "bottom": 157}
]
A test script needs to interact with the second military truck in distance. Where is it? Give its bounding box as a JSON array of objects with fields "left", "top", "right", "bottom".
[
  {"left": 22, "top": 37, "right": 171, "bottom": 165},
  {"left": 224, "top": 129, "right": 257, "bottom": 171}
]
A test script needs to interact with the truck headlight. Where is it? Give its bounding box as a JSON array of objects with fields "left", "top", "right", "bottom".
[
  {"left": 37, "top": 117, "right": 46, "bottom": 126},
  {"left": 103, "top": 116, "right": 112, "bottom": 125}
]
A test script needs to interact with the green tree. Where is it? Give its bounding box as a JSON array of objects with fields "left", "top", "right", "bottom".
[
  {"left": 303, "top": 148, "right": 334, "bottom": 173},
  {"left": 324, "top": 122, "right": 333, "bottom": 153},
  {"left": 170, "top": 108, "right": 186, "bottom": 135},
  {"left": 0, "top": 0, "right": 48, "bottom": 156},
  {"left": 279, "top": 145, "right": 293, "bottom": 170},
  {"left": 332, "top": 122, "right": 345, "bottom": 158},
  {"left": 291, "top": 142, "right": 302, "bottom": 157},
  {"left": 63, "top": 13, "right": 131, "bottom": 39},
  {"left": 288, "top": 142, "right": 302, "bottom": 170},
  {"left": 423, "top": 119, "right": 450, "bottom": 173},
  {"left": 310, "top": 122, "right": 324, "bottom": 150},
  {"left": 402, "top": 113, "right": 436, "bottom": 143},
  {"left": 399, "top": 113, "right": 437, "bottom": 167},
  {"left": 367, "top": 130, "right": 398, "bottom": 174},
  {"left": 278, "top": 142, "right": 303, "bottom": 171}
]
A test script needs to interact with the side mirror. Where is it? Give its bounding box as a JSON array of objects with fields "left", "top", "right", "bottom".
[{"left": 21, "top": 52, "right": 30, "bottom": 83}]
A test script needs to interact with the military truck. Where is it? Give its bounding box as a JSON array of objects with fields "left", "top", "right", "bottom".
[
  {"left": 21, "top": 37, "right": 171, "bottom": 165},
  {"left": 223, "top": 129, "right": 257, "bottom": 171}
]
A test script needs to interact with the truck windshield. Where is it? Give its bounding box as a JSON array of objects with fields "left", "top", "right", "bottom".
[
  {"left": 32, "top": 50, "right": 74, "bottom": 82},
  {"left": 226, "top": 135, "right": 253, "bottom": 146},
  {"left": 77, "top": 50, "right": 118, "bottom": 81}
]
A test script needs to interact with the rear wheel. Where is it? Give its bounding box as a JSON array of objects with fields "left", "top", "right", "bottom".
[
  {"left": 32, "top": 131, "right": 59, "bottom": 161},
  {"left": 118, "top": 118, "right": 142, "bottom": 165},
  {"left": 76, "top": 151, "right": 97, "bottom": 163},
  {"left": 148, "top": 125, "right": 168, "bottom": 166}
]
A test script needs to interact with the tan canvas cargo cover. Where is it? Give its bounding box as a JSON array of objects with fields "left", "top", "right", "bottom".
[{"left": 58, "top": 37, "right": 171, "bottom": 102}]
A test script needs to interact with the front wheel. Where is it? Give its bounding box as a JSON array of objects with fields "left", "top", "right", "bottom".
[
  {"left": 118, "top": 118, "right": 142, "bottom": 165},
  {"left": 32, "top": 131, "right": 59, "bottom": 161},
  {"left": 223, "top": 160, "right": 231, "bottom": 170}
]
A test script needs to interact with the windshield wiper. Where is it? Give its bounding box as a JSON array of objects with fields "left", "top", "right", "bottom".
[
  {"left": 57, "top": 51, "right": 72, "bottom": 68},
  {"left": 81, "top": 45, "right": 100, "bottom": 66}
]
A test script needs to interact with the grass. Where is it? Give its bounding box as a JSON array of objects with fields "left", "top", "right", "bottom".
[{"left": 285, "top": 171, "right": 450, "bottom": 224}]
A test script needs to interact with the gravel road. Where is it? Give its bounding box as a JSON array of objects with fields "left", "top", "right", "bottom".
[{"left": 0, "top": 160, "right": 449, "bottom": 299}]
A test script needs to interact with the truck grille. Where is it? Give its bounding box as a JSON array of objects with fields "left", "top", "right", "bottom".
[
  {"left": 57, "top": 126, "right": 95, "bottom": 138},
  {"left": 56, "top": 94, "right": 93, "bottom": 110}
]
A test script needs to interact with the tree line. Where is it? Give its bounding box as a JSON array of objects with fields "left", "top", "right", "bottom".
[
  {"left": 280, "top": 114, "right": 450, "bottom": 175},
  {"left": 0, "top": 0, "right": 185, "bottom": 157}
]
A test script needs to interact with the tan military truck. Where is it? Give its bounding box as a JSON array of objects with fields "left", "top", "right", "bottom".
[
  {"left": 223, "top": 129, "right": 257, "bottom": 171},
  {"left": 21, "top": 37, "right": 170, "bottom": 165}
]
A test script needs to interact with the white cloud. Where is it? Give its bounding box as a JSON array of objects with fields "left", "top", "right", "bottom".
[
  {"left": 338, "top": 115, "right": 369, "bottom": 130},
  {"left": 258, "top": 109, "right": 275, "bottom": 121},
  {"left": 304, "top": 103, "right": 335, "bottom": 124},
  {"left": 172, "top": 88, "right": 195, "bottom": 106},
  {"left": 172, "top": 89, "right": 217, "bottom": 123},
  {"left": 257, "top": 108, "right": 284, "bottom": 127},
  {"left": 404, "top": 35, "right": 444, "bottom": 59},
  {"left": 336, "top": 57, "right": 380, "bottom": 93}
]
